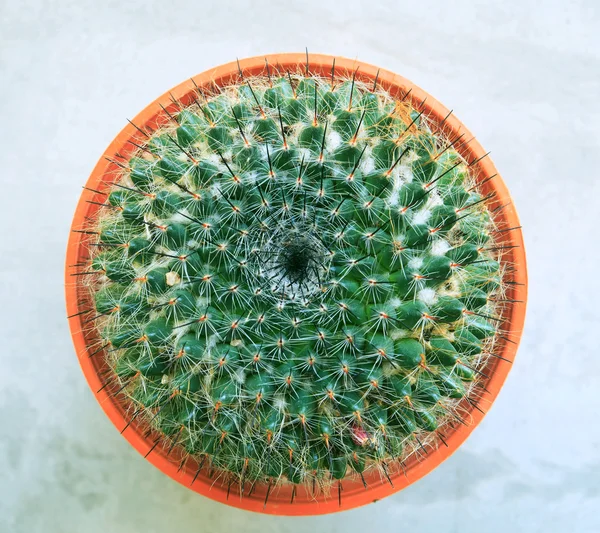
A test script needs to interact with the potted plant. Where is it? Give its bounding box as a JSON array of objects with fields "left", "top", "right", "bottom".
[{"left": 66, "top": 53, "right": 527, "bottom": 515}]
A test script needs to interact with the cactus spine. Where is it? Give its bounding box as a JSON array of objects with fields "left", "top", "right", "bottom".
[{"left": 81, "top": 67, "right": 505, "bottom": 493}]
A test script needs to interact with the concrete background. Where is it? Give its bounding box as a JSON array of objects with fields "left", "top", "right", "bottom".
[{"left": 1, "top": 0, "right": 599, "bottom": 531}]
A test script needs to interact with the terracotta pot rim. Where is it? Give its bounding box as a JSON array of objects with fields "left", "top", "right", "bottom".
[{"left": 65, "top": 53, "right": 527, "bottom": 516}]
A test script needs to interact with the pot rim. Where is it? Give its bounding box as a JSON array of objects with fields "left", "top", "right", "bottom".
[{"left": 65, "top": 52, "right": 527, "bottom": 515}]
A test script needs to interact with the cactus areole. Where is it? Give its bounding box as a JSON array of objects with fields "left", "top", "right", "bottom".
[{"left": 66, "top": 54, "right": 527, "bottom": 515}]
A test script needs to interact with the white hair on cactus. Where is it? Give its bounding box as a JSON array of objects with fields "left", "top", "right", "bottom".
[
  {"left": 408, "top": 256, "right": 424, "bottom": 271},
  {"left": 412, "top": 208, "right": 431, "bottom": 225},
  {"left": 326, "top": 129, "right": 342, "bottom": 151},
  {"left": 430, "top": 239, "right": 451, "bottom": 256},
  {"left": 360, "top": 150, "right": 375, "bottom": 175},
  {"left": 402, "top": 166, "right": 415, "bottom": 184},
  {"left": 417, "top": 287, "right": 437, "bottom": 305},
  {"left": 232, "top": 367, "right": 246, "bottom": 384}
]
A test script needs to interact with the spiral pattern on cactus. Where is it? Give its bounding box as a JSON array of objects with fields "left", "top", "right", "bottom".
[{"left": 84, "top": 70, "right": 505, "bottom": 488}]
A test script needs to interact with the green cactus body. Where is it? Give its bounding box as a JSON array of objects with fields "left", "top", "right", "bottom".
[{"left": 85, "top": 72, "right": 503, "bottom": 489}]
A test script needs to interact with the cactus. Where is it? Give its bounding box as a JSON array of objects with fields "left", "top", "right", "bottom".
[{"left": 80, "top": 68, "right": 506, "bottom": 493}]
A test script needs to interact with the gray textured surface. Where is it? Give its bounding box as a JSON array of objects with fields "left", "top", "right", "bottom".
[{"left": 1, "top": 1, "right": 599, "bottom": 531}]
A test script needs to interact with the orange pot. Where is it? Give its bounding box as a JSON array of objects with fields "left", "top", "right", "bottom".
[{"left": 65, "top": 53, "right": 527, "bottom": 515}]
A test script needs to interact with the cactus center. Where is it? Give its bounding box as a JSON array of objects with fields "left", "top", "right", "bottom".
[
  {"left": 279, "top": 236, "right": 316, "bottom": 276},
  {"left": 257, "top": 225, "right": 330, "bottom": 299}
]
